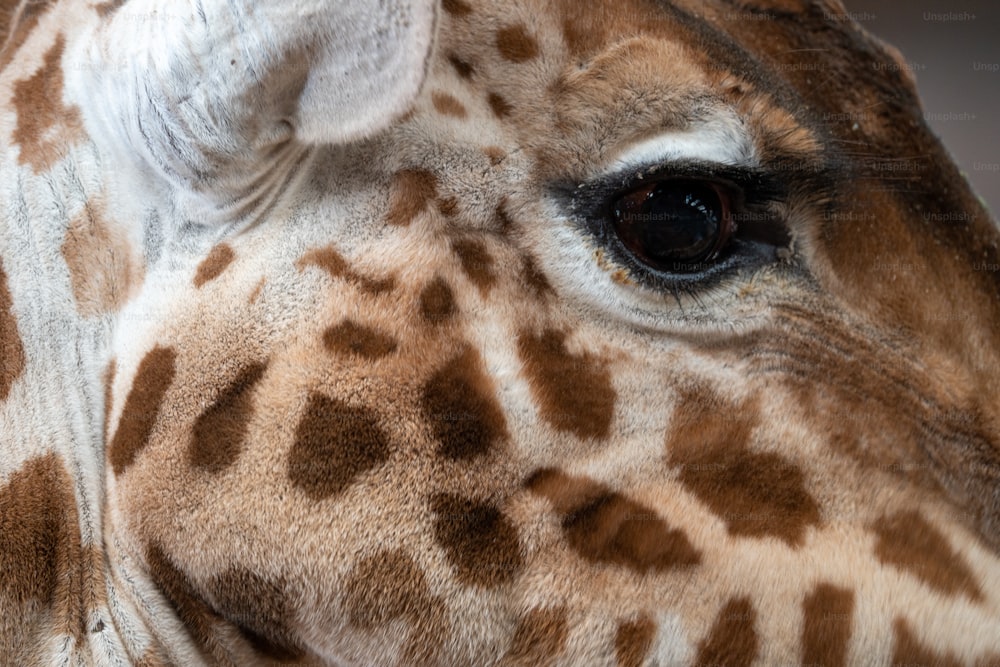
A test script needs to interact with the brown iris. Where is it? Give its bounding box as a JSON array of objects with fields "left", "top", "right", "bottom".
[{"left": 611, "top": 179, "right": 734, "bottom": 273}]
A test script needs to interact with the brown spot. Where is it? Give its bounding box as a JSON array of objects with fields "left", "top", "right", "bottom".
[
  {"left": 496, "top": 24, "right": 540, "bottom": 63},
  {"left": 522, "top": 254, "right": 553, "bottom": 296},
  {"left": 288, "top": 393, "right": 391, "bottom": 500},
  {"left": 495, "top": 200, "right": 514, "bottom": 234},
  {"left": 484, "top": 146, "right": 506, "bottom": 165},
  {"left": 0, "top": 453, "right": 83, "bottom": 660},
  {"left": 208, "top": 567, "right": 305, "bottom": 662},
  {"left": 323, "top": 321, "right": 398, "bottom": 360},
  {"left": 517, "top": 329, "right": 616, "bottom": 440},
  {"left": 386, "top": 169, "right": 439, "bottom": 227},
  {"left": 431, "top": 493, "right": 523, "bottom": 588},
  {"left": 421, "top": 348, "right": 508, "bottom": 460},
  {"left": 438, "top": 196, "right": 460, "bottom": 217},
  {"left": 451, "top": 238, "right": 496, "bottom": 293},
  {"left": 695, "top": 598, "right": 758, "bottom": 667},
  {"left": 420, "top": 276, "right": 456, "bottom": 323},
  {"left": 95, "top": 0, "right": 127, "bottom": 17},
  {"left": 103, "top": 359, "right": 116, "bottom": 443},
  {"left": 193, "top": 243, "right": 235, "bottom": 288},
  {"left": 61, "top": 199, "right": 142, "bottom": 316},
  {"left": 296, "top": 246, "right": 395, "bottom": 295},
  {"left": 248, "top": 278, "right": 265, "bottom": 304},
  {"left": 145, "top": 544, "right": 221, "bottom": 661},
  {"left": 615, "top": 615, "right": 656, "bottom": 667},
  {"left": 488, "top": 92, "right": 513, "bottom": 118},
  {"left": 892, "top": 618, "right": 961, "bottom": 667},
  {"left": 188, "top": 362, "right": 268, "bottom": 473},
  {"left": 135, "top": 647, "right": 170, "bottom": 667},
  {"left": 448, "top": 54, "right": 475, "bottom": 79},
  {"left": 802, "top": 583, "right": 854, "bottom": 667},
  {"left": 0, "top": 0, "right": 51, "bottom": 74},
  {"left": 872, "top": 510, "right": 983, "bottom": 601},
  {"left": 432, "top": 91, "right": 468, "bottom": 118},
  {"left": 0, "top": 259, "right": 26, "bottom": 402},
  {"left": 441, "top": 0, "right": 472, "bottom": 17},
  {"left": 11, "top": 35, "right": 85, "bottom": 173},
  {"left": 527, "top": 469, "right": 700, "bottom": 573},
  {"left": 343, "top": 550, "right": 448, "bottom": 664},
  {"left": 504, "top": 607, "right": 569, "bottom": 666},
  {"left": 667, "top": 387, "right": 821, "bottom": 547},
  {"left": 109, "top": 346, "right": 177, "bottom": 475}
]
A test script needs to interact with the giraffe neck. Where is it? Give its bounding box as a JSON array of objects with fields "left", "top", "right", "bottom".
[{"left": 0, "top": 8, "right": 178, "bottom": 660}]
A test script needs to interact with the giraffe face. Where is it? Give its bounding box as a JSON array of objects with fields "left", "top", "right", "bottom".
[{"left": 9, "top": 0, "right": 993, "bottom": 663}]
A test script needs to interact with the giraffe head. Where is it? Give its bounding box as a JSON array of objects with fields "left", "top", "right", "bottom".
[{"left": 33, "top": 0, "right": 1000, "bottom": 662}]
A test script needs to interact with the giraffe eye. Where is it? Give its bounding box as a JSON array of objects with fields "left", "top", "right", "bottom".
[{"left": 610, "top": 179, "right": 735, "bottom": 273}]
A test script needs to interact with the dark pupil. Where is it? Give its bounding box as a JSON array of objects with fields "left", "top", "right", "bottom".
[{"left": 613, "top": 180, "right": 726, "bottom": 273}]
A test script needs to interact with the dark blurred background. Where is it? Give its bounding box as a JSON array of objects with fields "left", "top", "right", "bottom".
[{"left": 841, "top": 0, "right": 999, "bottom": 217}]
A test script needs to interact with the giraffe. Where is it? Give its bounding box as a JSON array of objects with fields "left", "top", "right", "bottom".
[{"left": 1, "top": 0, "right": 999, "bottom": 664}]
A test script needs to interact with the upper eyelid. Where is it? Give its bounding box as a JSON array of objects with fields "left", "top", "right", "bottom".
[{"left": 603, "top": 116, "right": 758, "bottom": 180}]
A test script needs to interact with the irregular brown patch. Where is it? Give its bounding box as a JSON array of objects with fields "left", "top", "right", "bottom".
[
  {"left": 0, "top": 0, "right": 51, "bottom": 72},
  {"left": 484, "top": 146, "right": 506, "bottom": 165},
  {"left": 517, "top": 329, "right": 616, "bottom": 440},
  {"left": 208, "top": 567, "right": 305, "bottom": 662},
  {"left": 11, "top": 35, "right": 85, "bottom": 173},
  {"left": 695, "top": 598, "right": 758, "bottom": 667},
  {"left": 432, "top": 91, "right": 468, "bottom": 118},
  {"left": 421, "top": 348, "right": 508, "bottom": 460},
  {"left": 323, "top": 321, "right": 398, "bottom": 360},
  {"left": 448, "top": 53, "right": 475, "bottom": 79},
  {"left": 386, "top": 169, "right": 439, "bottom": 227},
  {"left": 496, "top": 24, "right": 540, "bottom": 63},
  {"left": 248, "top": 277, "right": 265, "bottom": 304},
  {"left": 103, "top": 358, "right": 116, "bottom": 443},
  {"left": 522, "top": 254, "right": 553, "bottom": 297},
  {"left": 872, "top": 510, "right": 983, "bottom": 601},
  {"left": 441, "top": 0, "right": 472, "bottom": 17},
  {"left": 438, "top": 196, "right": 460, "bottom": 218},
  {"left": 296, "top": 246, "right": 395, "bottom": 295},
  {"left": 61, "top": 199, "right": 142, "bottom": 316},
  {"left": 503, "top": 607, "right": 568, "bottom": 666},
  {"left": 495, "top": 200, "right": 514, "bottom": 233},
  {"left": 109, "top": 346, "right": 177, "bottom": 475},
  {"left": 488, "top": 92, "right": 513, "bottom": 118},
  {"left": 892, "top": 618, "right": 961, "bottom": 667},
  {"left": 615, "top": 615, "right": 656, "bottom": 667},
  {"left": 0, "top": 259, "right": 26, "bottom": 402},
  {"left": 528, "top": 469, "right": 700, "bottom": 573},
  {"left": 666, "top": 387, "right": 820, "bottom": 547},
  {"left": 0, "top": 453, "right": 83, "bottom": 661},
  {"left": 802, "top": 583, "right": 854, "bottom": 667},
  {"left": 288, "top": 393, "right": 391, "bottom": 500},
  {"left": 95, "top": 0, "right": 127, "bottom": 17},
  {"left": 420, "top": 276, "right": 456, "bottom": 323},
  {"left": 193, "top": 243, "right": 235, "bottom": 288},
  {"left": 451, "top": 238, "right": 496, "bottom": 293},
  {"left": 188, "top": 362, "right": 268, "bottom": 474},
  {"left": 343, "top": 550, "right": 448, "bottom": 664},
  {"left": 431, "top": 493, "right": 523, "bottom": 588},
  {"left": 145, "top": 544, "right": 221, "bottom": 661}
]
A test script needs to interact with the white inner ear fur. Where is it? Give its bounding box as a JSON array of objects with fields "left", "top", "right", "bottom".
[{"left": 67, "top": 0, "right": 439, "bottom": 225}]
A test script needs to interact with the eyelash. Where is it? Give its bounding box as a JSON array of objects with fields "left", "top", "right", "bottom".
[{"left": 556, "top": 162, "right": 789, "bottom": 293}]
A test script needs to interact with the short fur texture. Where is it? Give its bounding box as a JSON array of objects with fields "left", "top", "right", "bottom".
[{"left": 1, "top": 0, "right": 999, "bottom": 664}]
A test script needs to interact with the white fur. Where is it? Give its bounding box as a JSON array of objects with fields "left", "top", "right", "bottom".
[{"left": 607, "top": 111, "right": 757, "bottom": 176}]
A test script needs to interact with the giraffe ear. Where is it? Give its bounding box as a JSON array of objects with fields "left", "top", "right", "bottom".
[
  {"left": 290, "top": 0, "right": 441, "bottom": 144},
  {"left": 70, "top": 0, "right": 440, "bottom": 222}
]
